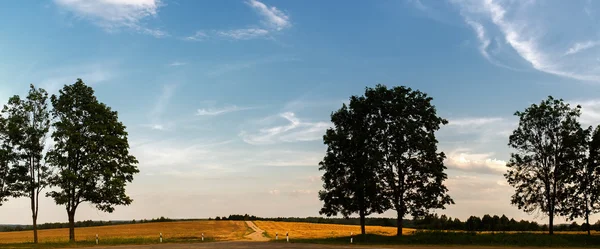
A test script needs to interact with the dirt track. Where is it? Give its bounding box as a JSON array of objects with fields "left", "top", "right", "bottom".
[{"left": 243, "top": 221, "right": 269, "bottom": 241}]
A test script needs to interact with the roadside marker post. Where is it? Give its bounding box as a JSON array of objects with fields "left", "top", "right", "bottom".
[
  {"left": 276, "top": 232, "right": 278, "bottom": 240},
  {"left": 202, "top": 233, "right": 204, "bottom": 241},
  {"left": 286, "top": 232, "right": 289, "bottom": 242},
  {"left": 96, "top": 234, "right": 98, "bottom": 245},
  {"left": 160, "top": 233, "right": 163, "bottom": 243},
  {"left": 350, "top": 232, "right": 353, "bottom": 244}
]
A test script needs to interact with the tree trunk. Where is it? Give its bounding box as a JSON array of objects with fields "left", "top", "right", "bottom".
[
  {"left": 31, "top": 193, "right": 38, "bottom": 243},
  {"left": 586, "top": 198, "right": 591, "bottom": 236},
  {"left": 396, "top": 209, "right": 403, "bottom": 236},
  {"left": 68, "top": 211, "right": 75, "bottom": 242},
  {"left": 32, "top": 213, "right": 38, "bottom": 244},
  {"left": 359, "top": 209, "right": 366, "bottom": 235},
  {"left": 549, "top": 208, "right": 554, "bottom": 235}
]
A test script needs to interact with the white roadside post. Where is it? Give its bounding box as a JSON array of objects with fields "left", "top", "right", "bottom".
[
  {"left": 276, "top": 232, "right": 278, "bottom": 240},
  {"left": 202, "top": 233, "right": 204, "bottom": 241},
  {"left": 286, "top": 232, "right": 289, "bottom": 243},
  {"left": 160, "top": 233, "right": 163, "bottom": 243},
  {"left": 350, "top": 232, "right": 353, "bottom": 244},
  {"left": 96, "top": 234, "right": 98, "bottom": 245}
]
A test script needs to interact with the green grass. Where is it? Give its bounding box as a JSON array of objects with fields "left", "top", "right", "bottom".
[
  {"left": 0, "top": 236, "right": 216, "bottom": 249},
  {"left": 273, "top": 231, "right": 600, "bottom": 248}
]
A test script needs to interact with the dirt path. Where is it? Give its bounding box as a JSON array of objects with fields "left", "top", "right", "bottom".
[{"left": 244, "top": 221, "right": 269, "bottom": 241}]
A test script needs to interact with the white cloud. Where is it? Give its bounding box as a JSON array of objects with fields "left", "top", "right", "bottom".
[
  {"left": 246, "top": 0, "right": 291, "bottom": 31},
  {"left": 196, "top": 105, "right": 254, "bottom": 116},
  {"left": 452, "top": 0, "right": 600, "bottom": 82},
  {"left": 184, "top": 0, "right": 290, "bottom": 42},
  {"left": 54, "top": 0, "right": 166, "bottom": 37},
  {"left": 183, "top": 31, "right": 207, "bottom": 42},
  {"left": 240, "top": 112, "right": 330, "bottom": 145},
  {"left": 569, "top": 99, "right": 600, "bottom": 126},
  {"left": 447, "top": 117, "right": 503, "bottom": 126},
  {"left": 565, "top": 41, "right": 600, "bottom": 56},
  {"left": 217, "top": 28, "right": 270, "bottom": 40},
  {"left": 168, "top": 61, "right": 186, "bottom": 67},
  {"left": 445, "top": 148, "right": 507, "bottom": 175}
]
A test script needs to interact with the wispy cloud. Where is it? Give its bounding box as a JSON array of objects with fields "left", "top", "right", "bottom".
[
  {"left": 54, "top": 0, "right": 167, "bottom": 37},
  {"left": 240, "top": 112, "right": 330, "bottom": 145},
  {"left": 569, "top": 99, "right": 600, "bottom": 126},
  {"left": 447, "top": 117, "right": 504, "bottom": 127},
  {"left": 196, "top": 105, "right": 254, "bottom": 116},
  {"left": 36, "top": 63, "right": 115, "bottom": 94},
  {"left": 145, "top": 83, "right": 176, "bottom": 131},
  {"left": 217, "top": 28, "right": 270, "bottom": 40},
  {"left": 183, "top": 31, "right": 207, "bottom": 42},
  {"left": 245, "top": 0, "right": 291, "bottom": 31},
  {"left": 451, "top": 0, "right": 600, "bottom": 82},
  {"left": 564, "top": 41, "right": 600, "bottom": 56},
  {"left": 184, "top": 0, "right": 290, "bottom": 41},
  {"left": 168, "top": 61, "right": 187, "bottom": 67}
]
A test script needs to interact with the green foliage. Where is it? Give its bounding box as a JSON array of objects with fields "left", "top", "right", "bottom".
[
  {"left": 45, "top": 79, "right": 139, "bottom": 241},
  {"left": 365, "top": 85, "right": 452, "bottom": 235},
  {"left": 564, "top": 125, "right": 600, "bottom": 235},
  {"left": 319, "top": 84, "right": 452, "bottom": 236},
  {"left": 1, "top": 84, "right": 52, "bottom": 243},
  {"left": 318, "top": 89, "right": 391, "bottom": 234},
  {"left": 0, "top": 115, "right": 16, "bottom": 206},
  {"left": 506, "top": 96, "right": 585, "bottom": 234}
]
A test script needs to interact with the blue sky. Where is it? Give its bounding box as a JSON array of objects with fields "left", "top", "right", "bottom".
[{"left": 2, "top": 0, "right": 600, "bottom": 225}]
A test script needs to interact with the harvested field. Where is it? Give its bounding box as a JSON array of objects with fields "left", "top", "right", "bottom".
[
  {"left": 254, "top": 221, "right": 415, "bottom": 239},
  {"left": 0, "top": 221, "right": 249, "bottom": 244}
]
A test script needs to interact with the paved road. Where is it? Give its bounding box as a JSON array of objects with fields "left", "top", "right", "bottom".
[
  {"left": 78, "top": 242, "right": 574, "bottom": 249},
  {"left": 77, "top": 241, "right": 442, "bottom": 249}
]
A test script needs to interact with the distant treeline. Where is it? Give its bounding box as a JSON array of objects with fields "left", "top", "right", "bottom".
[
  {"left": 218, "top": 214, "right": 600, "bottom": 232},
  {"left": 3, "top": 213, "right": 598, "bottom": 233},
  {"left": 0, "top": 217, "right": 185, "bottom": 232}
]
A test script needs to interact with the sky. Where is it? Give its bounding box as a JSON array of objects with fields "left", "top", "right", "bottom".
[{"left": 1, "top": 0, "right": 600, "bottom": 226}]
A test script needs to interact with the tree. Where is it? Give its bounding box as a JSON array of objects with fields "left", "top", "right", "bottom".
[
  {"left": 318, "top": 94, "right": 389, "bottom": 235},
  {"left": 0, "top": 114, "right": 17, "bottom": 206},
  {"left": 2, "top": 84, "right": 51, "bottom": 243},
  {"left": 46, "top": 79, "right": 139, "bottom": 242},
  {"left": 365, "top": 85, "right": 453, "bottom": 236},
  {"left": 565, "top": 125, "right": 600, "bottom": 235},
  {"left": 500, "top": 215, "right": 509, "bottom": 231},
  {"left": 505, "top": 96, "right": 584, "bottom": 235}
]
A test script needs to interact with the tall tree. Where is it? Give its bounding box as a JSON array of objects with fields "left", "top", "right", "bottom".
[
  {"left": 564, "top": 125, "right": 600, "bottom": 235},
  {"left": 505, "top": 96, "right": 584, "bottom": 235},
  {"left": 46, "top": 79, "right": 139, "bottom": 242},
  {"left": 365, "top": 85, "right": 453, "bottom": 236},
  {"left": 318, "top": 95, "right": 389, "bottom": 235},
  {"left": 2, "top": 84, "right": 51, "bottom": 243},
  {"left": 0, "top": 115, "right": 17, "bottom": 206}
]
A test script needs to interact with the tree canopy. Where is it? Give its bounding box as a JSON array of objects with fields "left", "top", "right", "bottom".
[
  {"left": 319, "top": 84, "right": 453, "bottom": 236},
  {"left": 46, "top": 79, "right": 139, "bottom": 241},
  {"left": 506, "top": 96, "right": 585, "bottom": 235},
  {"left": 2, "top": 84, "right": 51, "bottom": 243}
]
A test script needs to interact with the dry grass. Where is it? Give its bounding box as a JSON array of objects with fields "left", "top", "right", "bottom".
[
  {"left": 254, "top": 221, "right": 415, "bottom": 239},
  {"left": 0, "top": 221, "right": 249, "bottom": 244}
]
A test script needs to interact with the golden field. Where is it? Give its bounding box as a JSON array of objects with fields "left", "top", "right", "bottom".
[
  {"left": 254, "top": 221, "right": 415, "bottom": 239},
  {"left": 0, "top": 220, "right": 249, "bottom": 244}
]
